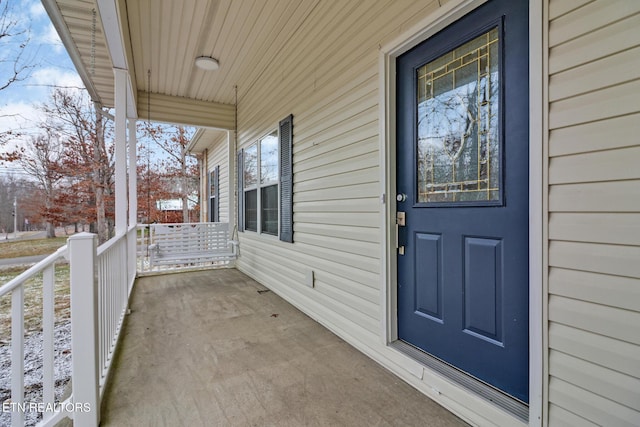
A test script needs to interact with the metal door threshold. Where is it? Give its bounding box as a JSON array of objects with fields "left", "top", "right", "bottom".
[{"left": 391, "top": 340, "right": 529, "bottom": 423}]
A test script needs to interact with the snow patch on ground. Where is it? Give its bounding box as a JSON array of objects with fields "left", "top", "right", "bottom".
[{"left": 0, "top": 321, "right": 72, "bottom": 427}]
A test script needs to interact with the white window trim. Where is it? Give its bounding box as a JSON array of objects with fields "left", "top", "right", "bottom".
[{"left": 243, "top": 130, "right": 280, "bottom": 236}]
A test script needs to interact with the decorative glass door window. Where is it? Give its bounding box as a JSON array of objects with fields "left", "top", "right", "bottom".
[{"left": 417, "top": 28, "right": 500, "bottom": 204}]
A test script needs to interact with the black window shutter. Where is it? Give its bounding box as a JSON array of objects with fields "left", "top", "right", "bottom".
[
  {"left": 207, "top": 171, "right": 213, "bottom": 221},
  {"left": 237, "top": 149, "right": 244, "bottom": 232},
  {"left": 279, "top": 115, "right": 293, "bottom": 243},
  {"left": 213, "top": 165, "right": 220, "bottom": 222}
]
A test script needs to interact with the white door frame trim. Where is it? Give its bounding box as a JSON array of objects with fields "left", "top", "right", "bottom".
[{"left": 378, "top": 1, "right": 544, "bottom": 425}]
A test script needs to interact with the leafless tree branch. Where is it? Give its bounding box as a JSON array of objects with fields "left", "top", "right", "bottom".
[{"left": 0, "top": 0, "right": 35, "bottom": 92}]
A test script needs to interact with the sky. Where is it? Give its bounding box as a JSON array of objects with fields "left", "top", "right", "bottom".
[
  {"left": 0, "top": 0, "right": 83, "bottom": 177},
  {"left": 0, "top": 0, "right": 195, "bottom": 182}
]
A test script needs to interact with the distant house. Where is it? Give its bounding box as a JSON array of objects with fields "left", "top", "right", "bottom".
[
  {"left": 154, "top": 195, "right": 198, "bottom": 223},
  {"left": 155, "top": 196, "right": 198, "bottom": 213},
  {"left": 46, "top": 0, "right": 640, "bottom": 425}
]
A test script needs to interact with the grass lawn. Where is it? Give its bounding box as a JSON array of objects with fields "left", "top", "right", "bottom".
[
  {"left": 0, "top": 265, "right": 70, "bottom": 342},
  {"left": 0, "top": 237, "right": 68, "bottom": 259}
]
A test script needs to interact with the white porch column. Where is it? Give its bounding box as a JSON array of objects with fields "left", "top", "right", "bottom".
[
  {"left": 114, "top": 68, "right": 128, "bottom": 235},
  {"left": 69, "top": 233, "right": 99, "bottom": 426},
  {"left": 128, "top": 119, "right": 137, "bottom": 226}
]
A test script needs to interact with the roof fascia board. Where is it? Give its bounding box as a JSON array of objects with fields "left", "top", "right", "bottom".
[
  {"left": 96, "top": 0, "right": 138, "bottom": 118},
  {"left": 42, "top": 0, "right": 102, "bottom": 104},
  {"left": 116, "top": 0, "right": 138, "bottom": 117},
  {"left": 186, "top": 128, "right": 207, "bottom": 153}
]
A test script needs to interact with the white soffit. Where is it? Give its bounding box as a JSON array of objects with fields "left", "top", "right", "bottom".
[{"left": 187, "top": 128, "right": 228, "bottom": 154}]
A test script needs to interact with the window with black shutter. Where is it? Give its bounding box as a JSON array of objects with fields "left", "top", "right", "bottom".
[
  {"left": 237, "top": 114, "right": 293, "bottom": 242},
  {"left": 237, "top": 150, "right": 244, "bottom": 232},
  {"left": 209, "top": 165, "right": 219, "bottom": 222},
  {"left": 279, "top": 115, "right": 293, "bottom": 243}
]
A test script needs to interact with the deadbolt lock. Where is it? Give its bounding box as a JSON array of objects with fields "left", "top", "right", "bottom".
[{"left": 396, "top": 211, "right": 406, "bottom": 226}]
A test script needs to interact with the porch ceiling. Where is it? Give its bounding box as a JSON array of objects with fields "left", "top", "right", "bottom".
[{"left": 46, "top": 0, "right": 322, "bottom": 127}]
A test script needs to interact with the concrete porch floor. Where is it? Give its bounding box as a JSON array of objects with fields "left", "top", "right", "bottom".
[{"left": 101, "top": 269, "right": 466, "bottom": 426}]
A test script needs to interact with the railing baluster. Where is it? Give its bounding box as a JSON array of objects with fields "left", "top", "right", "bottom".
[
  {"left": 107, "top": 247, "right": 111, "bottom": 373},
  {"left": 128, "top": 228, "right": 136, "bottom": 287},
  {"left": 11, "top": 287, "right": 25, "bottom": 427},
  {"left": 42, "top": 264, "right": 56, "bottom": 416},
  {"left": 110, "top": 248, "right": 115, "bottom": 359},
  {"left": 98, "top": 258, "right": 104, "bottom": 381}
]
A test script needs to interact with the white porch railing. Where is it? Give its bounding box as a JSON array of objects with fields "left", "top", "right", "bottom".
[
  {"left": 136, "top": 222, "right": 237, "bottom": 274},
  {"left": 96, "top": 227, "right": 135, "bottom": 396},
  {"left": 0, "top": 230, "right": 135, "bottom": 427},
  {"left": 0, "top": 245, "right": 69, "bottom": 427},
  {"left": 1, "top": 223, "right": 230, "bottom": 426}
]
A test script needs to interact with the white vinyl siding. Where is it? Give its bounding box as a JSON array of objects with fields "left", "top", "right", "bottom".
[
  {"left": 226, "top": 0, "right": 640, "bottom": 425},
  {"left": 206, "top": 132, "right": 229, "bottom": 223},
  {"left": 236, "top": 0, "right": 444, "bottom": 347},
  {"left": 232, "top": 2, "right": 533, "bottom": 424},
  {"left": 547, "top": 1, "right": 640, "bottom": 425}
]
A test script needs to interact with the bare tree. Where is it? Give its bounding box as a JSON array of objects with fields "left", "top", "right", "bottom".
[
  {"left": 0, "top": 0, "right": 34, "bottom": 91},
  {"left": 0, "top": 175, "right": 41, "bottom": 237},
  {"left": 40, "top": 88, "right": 114, "bottom": 243},
  {"left": 0, "top": 173, "right": 18, "bottom": 237},
  {"left": 0, "top": 0, "right": 36, "bottom": 150},
  {"left": 15, "top": 133, "right": 65, "bottom": 238},
  {"left": 1, "top": 89, "right": 115, "bottom": 241},
  {"left": 144, "top": 124, "right": 198, "bottom": 223}
]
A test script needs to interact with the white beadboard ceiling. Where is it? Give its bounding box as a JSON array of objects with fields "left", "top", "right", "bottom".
[{"left": 47, "top": 0, "right": 323, "bottom": 118}]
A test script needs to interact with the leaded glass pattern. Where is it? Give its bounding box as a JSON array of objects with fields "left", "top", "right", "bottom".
[{"left": 417, "top": 28, "right": 500, "bottom": 203}]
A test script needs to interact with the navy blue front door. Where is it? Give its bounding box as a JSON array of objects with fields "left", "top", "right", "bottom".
[{"left": 396, "top": 0, "right": 529, "bottom": 402}]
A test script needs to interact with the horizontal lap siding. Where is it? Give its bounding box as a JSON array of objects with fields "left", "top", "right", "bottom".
[
  {"left": 236, "top": 0, "right": 442, "bottom": 347},
  {"left": 547, "top": 1, "right": 640, "bottom": 425},
  {"left": 206, "top": 133, "right": 229, "bottom": 222}
]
